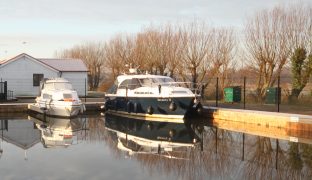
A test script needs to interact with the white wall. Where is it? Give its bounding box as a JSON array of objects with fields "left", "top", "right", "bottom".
[
  {"left": 0, "top": 55, "right": 88, "bottom": 97},
  {"left": 0, "top": 56, "right": 59, "bottom": 96},
  {"left": 61, "top": 72, "right": 88, "bottom": 96}
]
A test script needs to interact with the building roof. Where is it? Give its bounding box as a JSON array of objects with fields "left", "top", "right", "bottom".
[
  {"left": 1, "top": 120, "right": 41, "bottom": 150},
  {"left": 0, "top": 53, "right": 88, "bottom": 72},
  {"left": 39, "top": 58, "right": 88, "bottom": 72}
]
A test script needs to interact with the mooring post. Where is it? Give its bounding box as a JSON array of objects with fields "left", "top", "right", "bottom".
[
  {"left": 216, "top": 77, "right": 219, "bottom": 107},
  {"left": 158, "top": 144, "right": 161, "bottom": 154},
  {"left": 277, "top": 76, "right": 280, "bottom": 112},
  {"left": 243, "top": 77, "right": 246, "bottom": 109}
]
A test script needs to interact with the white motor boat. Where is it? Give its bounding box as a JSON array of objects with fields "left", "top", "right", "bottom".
[
  {"left": 28, "top": 78, "right": 85, "bottom": 117},
  {"left": 28, "top": 113, "right": 83, "bottom": 148},
  {"left": 104, "top": 69, "right": 203, "bottom": 119}
]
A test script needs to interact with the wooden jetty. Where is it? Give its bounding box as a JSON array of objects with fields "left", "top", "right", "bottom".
[{"left": 204, "top": 107, "right": 312, "bottom": 132}]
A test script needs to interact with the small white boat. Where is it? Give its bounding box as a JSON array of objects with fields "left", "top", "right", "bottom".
[{"left": 28, "top": 78, "right": 85, "bottom": 117}]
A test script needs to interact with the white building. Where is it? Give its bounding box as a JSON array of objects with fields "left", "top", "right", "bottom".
[{"left": 0, "top": 53, "right": 88, "bottom": 96}]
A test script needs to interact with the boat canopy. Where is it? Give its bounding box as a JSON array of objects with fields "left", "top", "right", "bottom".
[{"left": 43, "top": 78, "right": 73, "bottom": 90}]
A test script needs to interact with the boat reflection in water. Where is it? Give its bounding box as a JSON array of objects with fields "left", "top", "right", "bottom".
[
  {"left": 105, "top": 114, "right": 312, "bottom": 180},
  {"left": 105, "top": 114, "right": 200, "bottom": 159},
  {"left": 28, "top": 112, "right": 83, "bottom": 148}
]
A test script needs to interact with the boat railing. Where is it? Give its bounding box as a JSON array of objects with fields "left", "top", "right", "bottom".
[{"left": 167, "top": 82, "right": 204, "bottom": 96}]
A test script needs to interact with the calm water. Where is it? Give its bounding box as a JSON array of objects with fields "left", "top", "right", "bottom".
[{"left": 0, "top": 113, "right": 311, "bottom": 180}]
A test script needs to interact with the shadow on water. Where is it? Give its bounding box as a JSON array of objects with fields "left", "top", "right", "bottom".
[{"left": 0, "top": 112, "right": 312, "bottom": 180}]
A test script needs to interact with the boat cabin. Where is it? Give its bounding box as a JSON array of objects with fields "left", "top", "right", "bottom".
[
  {"left": 40, "top": 78, "right": 79, "bottom": 102},
  {"left": 118, "top": 75, "right": 175, "bottom": 89}
]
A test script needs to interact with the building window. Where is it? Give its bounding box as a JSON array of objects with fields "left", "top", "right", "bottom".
[{"left": 33, "top": 74, "right": 44, "bottom": 86}]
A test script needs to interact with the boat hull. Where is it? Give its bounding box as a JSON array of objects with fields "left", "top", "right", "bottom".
[
  {"left": 104, "top": 96, "right": 195, "bottom": 119},
  {"left": 28, "top": 103, "right": 84, "bottom": 118}
]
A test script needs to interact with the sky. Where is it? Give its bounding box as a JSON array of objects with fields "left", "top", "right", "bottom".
[{"left": 0, "top": 0, "right": 310, "bottom": 60}]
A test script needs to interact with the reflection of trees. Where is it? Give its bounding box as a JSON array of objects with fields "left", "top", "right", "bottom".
[
  {"left": 201, "top": 127, "right": 235, "bottom": 179},
  {"left": 83, "top": 116, "right": 122, "bottom": 158},
  {"left": 134, "top": 148, "right": 200, "bottom": 180},
  {"left": 84, "top": 116, "right": 106, "bottom": 141},
  {"left": 288, "top": 143, "right": 303, "bottom": 170},
  {"left": 240, "top": 136, "right": 312, "bottom": 180},
  {"left": 282, "top": 143, "right": 312, "bottom": 180},
  {"left": 302, "top": 144, "right": 312, "bottom": 169},
  {"left": 244, "top": 137, "right": 277, "bottom": 180}
]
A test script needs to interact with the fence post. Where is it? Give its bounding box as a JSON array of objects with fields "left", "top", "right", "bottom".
[
  {"left": 243, "top": 77, "right": 246, "bottom": 109},
  {"left": 216, "top": 77, "right": 219, "bottom": 107},
  {"left": 277, "top": 76, "right": 280, "bottom": 112},
  {"left": 276, "top": 139, "right": 279, "bottom": 169},
  {"left": 242, "top": 133, "right": 245, "bottom": 161},
  {"left": 4, "top": 81, "right": 7, "bottom": 100},
  {"left": 215, "top": 127, "right": 218, "bottom": 154},
  {"left": 85, "top": 78, "right": 87, "bottom": 103}
]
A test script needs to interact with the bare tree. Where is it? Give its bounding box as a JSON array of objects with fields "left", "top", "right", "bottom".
[
  {"left": 56, "top": 42, "right": 106, "bottom": 91},
  {"left": 132, "top": 24, "right": 183, "bottom": 76},
  {"left": 210, "top": 27, "right": 236, "bottom": 91},
  {"left": 287, "top": 4, "right": 312, "bottom": 53},
  {"left": 102, "top": 21, "right": 236, "bottom": 95},
  {"left": 179, "top": 21, "right": 213, "bottom": 88},
  {"left": 104, "top": 35, "right": 137, "bottom": 80},
  {"left": 245, "top": 4, "right": 312, "bottom": 100},
  {"left": 244, "top": 6, "right": 290, "bottom": 99},
  {"left": 163, "top": 24, "right": 184, "bottom": 78}
]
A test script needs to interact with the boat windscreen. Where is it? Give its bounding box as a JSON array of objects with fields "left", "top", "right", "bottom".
[
  {"left": 63, "top": 93, "right": 72, "bottom": 99},
  {"left": 138, "top": 78, "right": 153, "bottom": 86},
  {"left": 139, "top": 77, "right": 174, "bottom": 86},
  {"left": 48, "top": 82, "right": 73, "bottom": 90},
  {"left": 155, "top": 77, "right": 174, "bottom": 83}
]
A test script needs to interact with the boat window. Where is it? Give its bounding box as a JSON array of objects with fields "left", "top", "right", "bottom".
[
  {"left": 138, "top": 78, "right": 153, "bottom": 86},
  {"left": 43, "top": 130, "right": 52, "bottom": 137},
  {"left": 44, "top": 82, "right": 73, "bottom": 90},
  {"left": 118, "top": 80, "right": 130, "bottom": 89},
  {"left": 138, "top": 77, "right": 175, "bottom": 86},
  {"left": 118, "top": 79, "right": 141, "bottom": 90},
  {"left": 128, "top": 78, "right": 141, "bottom": 90},
  {"left": 63, "top": 93, "right": 72, "bottom": 99},
  {"left": 155, "top": 77, "right": 174, "bottom": 83},
  {"left": 158, "top": 78, "right": 174, "bottom": 86},
  {"left": 54, "top": 82, "right": 73, "bottom": 90},
  {"left": 44, "top": 83, "right": 54, "bottom": 89},
  {"left": 107, "top": 80, "right": 118, "bottom": 94},
  {"left": 42, "top": 93, "right": 51, "bottom": 99}
]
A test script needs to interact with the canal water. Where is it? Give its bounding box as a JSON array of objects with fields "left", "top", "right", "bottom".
[{"left": 0, "top": 113, "right": 311, "bottom": 180}]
